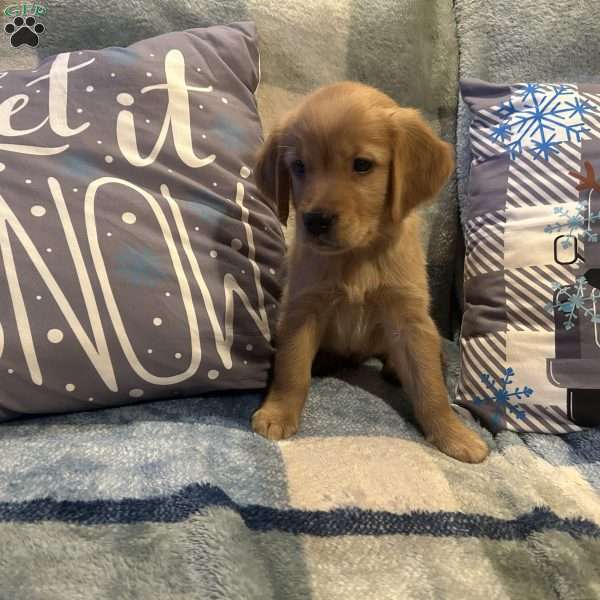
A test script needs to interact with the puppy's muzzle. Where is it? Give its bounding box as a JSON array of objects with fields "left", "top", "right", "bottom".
[{"left": 303, "top": 211, "right": 337, "bottom": 237}]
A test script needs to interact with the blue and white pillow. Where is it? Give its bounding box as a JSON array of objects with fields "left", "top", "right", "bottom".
[{"left": 459, "top": 79, "right": 600, "bottom": 433}]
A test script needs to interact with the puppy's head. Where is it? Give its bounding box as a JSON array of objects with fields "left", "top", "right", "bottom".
[{"left": 255, "top": 82, "right": 453, "bottom": 253}]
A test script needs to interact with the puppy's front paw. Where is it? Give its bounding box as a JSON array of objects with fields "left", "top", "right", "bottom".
[
  {"left": 252, "top": 407, "right": 299, "bottom": 441},
  {"left": 429, "top": 422, "right": 489, "bottom": 464}
]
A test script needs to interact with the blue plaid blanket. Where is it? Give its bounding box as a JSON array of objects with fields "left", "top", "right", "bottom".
[{"left": 1, "top": 353, "right": 599, "bottom": 598}]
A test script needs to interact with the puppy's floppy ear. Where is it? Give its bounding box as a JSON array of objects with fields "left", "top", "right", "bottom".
[
  {"left": 387, "top": 108, "right": 454, "bottom": 222},
  {"left": 254, "top": 129, "right": 291, "bottom": 226}
]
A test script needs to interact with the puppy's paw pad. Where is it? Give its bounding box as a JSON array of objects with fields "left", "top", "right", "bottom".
[
  {"left": 252, "top": 409, "right": 298, "bottom": 441},
  {"left": 431, "top": 427, "right": 489, "bottom": 464}
]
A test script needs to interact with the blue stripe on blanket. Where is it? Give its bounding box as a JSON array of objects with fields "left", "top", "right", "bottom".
[{"left": 1, "top": 483, "right": 598, "bottom": 540}]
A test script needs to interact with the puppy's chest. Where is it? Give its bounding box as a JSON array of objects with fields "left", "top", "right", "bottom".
[{"left": 322, "top": 283, "right": 384, "bottom": 357}]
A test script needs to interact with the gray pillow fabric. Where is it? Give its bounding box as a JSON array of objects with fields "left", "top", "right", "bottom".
[
  {"left": 0, "top": 22, "right": 285, "bottom": 420},
  {"left": 458, "top": 78, "right": 600, "bottom": 434}
]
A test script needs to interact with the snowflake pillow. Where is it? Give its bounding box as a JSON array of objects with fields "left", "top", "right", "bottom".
[
  {"left": 459, "top": 78, "right": 600, "bottom": 434},
  {"left": 0, "top": 23, "right": 285, "bottom": 421}
]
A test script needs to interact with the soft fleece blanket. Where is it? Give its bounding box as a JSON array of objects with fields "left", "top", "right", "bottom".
[
  {"left": 1, "top": 1, "right": 600, "bottom": 599},
  {"left": 1, "top": 350, "right": 599, "bottom": 599}
]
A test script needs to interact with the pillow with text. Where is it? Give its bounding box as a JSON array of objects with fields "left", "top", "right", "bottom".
[{"left": 0, "top": 22, "right": 285, "bottom": 420}]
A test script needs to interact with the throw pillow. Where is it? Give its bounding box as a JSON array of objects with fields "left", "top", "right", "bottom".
[
  {"left": 0, "top": 22, "right": 285, "bottom": 420},
  {"left": 458, "top": 78, "right": 600, "bottom": 433}
]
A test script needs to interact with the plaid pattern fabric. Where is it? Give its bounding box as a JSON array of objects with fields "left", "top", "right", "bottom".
[{"left": 1, "top": 359, "right": 599, "bottom": 599}]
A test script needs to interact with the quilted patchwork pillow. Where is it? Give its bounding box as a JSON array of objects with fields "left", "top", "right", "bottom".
[
  {"left": 0, "top": 23, "right": 285, "bottom": 420},
  {"left": 459, "top": 79, "right": 600, "bottom": 433}
]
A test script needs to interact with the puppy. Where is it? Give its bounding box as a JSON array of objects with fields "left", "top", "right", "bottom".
[{"left": 252, "top": 82, "right": 489, "bottom": 463}]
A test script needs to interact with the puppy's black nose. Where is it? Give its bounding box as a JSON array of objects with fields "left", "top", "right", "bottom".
[{"left": 303, "top": 212, "right": 337, "bottom": 236}]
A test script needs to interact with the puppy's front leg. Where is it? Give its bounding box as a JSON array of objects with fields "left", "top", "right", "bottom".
[
  {"left": 384, "top": 307, "right": 489, "bottom": 463},
  {"left": 252, "top": 308, "right": 322, "bottom": 441}
]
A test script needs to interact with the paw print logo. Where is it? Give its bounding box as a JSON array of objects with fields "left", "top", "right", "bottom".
[{"left": 4, "top": 16, "right": 45, "bottom": 48}]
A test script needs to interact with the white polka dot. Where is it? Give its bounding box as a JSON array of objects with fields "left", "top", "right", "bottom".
[
  {"left": 65, "top": 383, "right": 76, "bottom": 392},
  {"left": 129, "top": 388, "right": 144, "bottom": 398},
  {"left": 106, "top": 232, "right": 112, "bottom": 237},
  {"left": 212, "top": 182, "right": 218, "bottom": 187},
  {"left": 47, "top": 329, "right": 64, "bottom": 343},
  {"left": 208, "top": 369, "right": 219, "bottom": 380},
  {"left": 147, "top": 349, "right": 153, "bottom": 354},
  {"left": 0, "top": 163, "right": 5, "bottom": 172},
  {"left": 8, "top": 369, "right": 14, "bottom": 374},
  {"left": 73, "top": 187, "right": 79, "bottom": 192},
  {"left": 201, "top": 134, "right": 207, "bottom": 139},
  {"left": 117, "top": 92, "right": 134, "bottom": 106},
  {"left": 246, "top": 344, "right": 253, "bottom": 351},
  {"left": 241, "top": 269, "right": 246, "bottom": 275},
  {"left": 145, "top": 119, "right": 150, "bottom": 124},
  {"left": 174, "top": 352, "right": 182, "bottom": 359},
  {"left": 77, "top": 108, "right": 83, "bottom": 114},
  {"left": 46, "top": 248, "right": 52, "bottom": 253},
  {"left": 110, "top": 72, "right": 116, "bottom": 78},
  {"left": 25, "top": 178, "right": 31, "bottom": 184},
  {"left": 86, "top": 85, "right": 94, "bottom": 92},
  {"left": 105, "top": 155, "right": 114, "bottom": 163},
  {"left": 78, "top": 51, "right": 83, "bottom": 55},
  {"left": 221, "top": 97, "right": 228, "bottom": 104},
  {"left": 168, "top": 168, "right": 173, "bottom": 174},
  {"left": 121, "top": 212, "right": 136, "bottom": 225},
  {"left": 231, "top": 238, "right": 242, "bottom": 251},
  {"left": 194, "top": 226, "right": 200, "bottom": 231},
  {"left": 196, "top": 67, "right": 202, "bottom": 72},
  {"left": 269, "top": 268, "right": 276, "bottom": 275},
  {"left": 146, "top": 72, "right": 152, "bottom": 77},
  {"left": 30, "top": 205, "right": 46, "bottom": 217},
  {"left": 210, "top": 250, "right": 218, "bottom": 258},
  {"left": 243, "top": 360, "right": 248, "bottom": 365},
  {"left": 36, "top": 295, "right": 42, "bottom": 301},
  {"left": 153, "top": 317, "right": 162, "bottom": 326},
  {"left": 97, "top": 140, "right": 102, "bottom": 144},
  {"left": 88, "top": 397, "right": 94, "bottom": 402},
  {"left": 35, "top": 89, "right": 40, "bottom": 94},
  {"left": 150, "top": 53, "right": 155, "bottom": 57},
  {"left": 165, "top": 292, "right": 171, "bottom": 297},
  {"left": 240, "top": 166, "right": 251, "bottom": 179},
  {"left": 199, "top": 104, "right": 204, "bottom": 109}
]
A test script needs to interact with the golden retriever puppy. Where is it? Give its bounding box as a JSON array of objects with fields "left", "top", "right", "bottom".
[{"left": 252, "top": 81, "right": 489, "bottom": 463}]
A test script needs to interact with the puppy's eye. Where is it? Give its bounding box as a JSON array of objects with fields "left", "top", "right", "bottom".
[
  {"left": 291, "top": 159, "right": 306, "bottom": 176},
  {"left": 353, "top": 158, "right": 373, "bottom": 173}
]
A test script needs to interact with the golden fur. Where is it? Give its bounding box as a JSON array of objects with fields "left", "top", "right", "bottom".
[{"left": 252, "top": 82, "right": 488, "bottom": 463}]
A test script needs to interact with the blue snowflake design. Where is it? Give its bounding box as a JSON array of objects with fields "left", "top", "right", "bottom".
[
  {"left": 473, "top": 367, "right": 530, "bottom": 425},
  {"left": 545, "top": 276, "right": 600, "bottom": 330},
  {"left": 544, "top": 201, "right": 600, "bottom": 248},
  {"left": 490, "top": 84, "right": 594, "bottom": 160}
]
